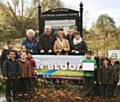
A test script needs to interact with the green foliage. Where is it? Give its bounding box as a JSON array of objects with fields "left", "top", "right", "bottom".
[
  {"left": 96, "top": 13, "right": 116, "bottom": 33},
  {"left": 41, "top": 0, "right": 64, "bottom": 12}
]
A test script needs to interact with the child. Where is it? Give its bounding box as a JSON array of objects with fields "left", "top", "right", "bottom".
[
  {"left": 18, "top": 51, "right": 32, "bottom": 96},
  {"left": 98, "top": 57, "right": 112, "bottom": 99},
  {"left": 1, "top": 40, "right": 18, "bottom": 73},
  {"left": 27, "top": 50, "right": 36, "bottom": 93},
  {"left": 2, "top": 50, "right": 19, "bottom": 102},
  {"left": 82, "top": 51, "right": 97, "bottom": 96},
  {"left": 110, "top": 55, "right": 120, "bottom": 97}
]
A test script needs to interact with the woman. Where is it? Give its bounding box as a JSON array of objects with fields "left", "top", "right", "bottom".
[
  {"left": 71, "top": 31, "right": 88, "bottom": 55},
  {"left": 22, "top": 29, "right": 38, "bottom": 54},
  {"left": 54, "top": 30, "right": 70, "bottom": 55},
  {"left": 98, "top": 57, "right": 112, "bottom": 99}
]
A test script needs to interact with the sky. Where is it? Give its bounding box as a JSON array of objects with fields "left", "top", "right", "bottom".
[
  {"left": 61, "top": 0, "right": 120, "bottom": 29},
  {"left": 4, "top": 0, "right": 120, "bottom": 29}
]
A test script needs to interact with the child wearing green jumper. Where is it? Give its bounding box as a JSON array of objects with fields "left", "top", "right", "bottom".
[{"left": 82, "top": 51, "right": 97, "bottom": 96}]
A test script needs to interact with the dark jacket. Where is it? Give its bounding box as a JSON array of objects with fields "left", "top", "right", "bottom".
[
  {"left": 22, "top": 38, "right": 38, "bottom": 54},
  {"left": 71, "top": 40, "right": 88, "bottom": 55},
  {"left": 1, "top": 48, "right": 18, "bottom": 64},
  {"left": 2, "top": 59, "right": 19, "bottom": 79},
  {"left": 95, "top": 57, "right": 103, "bottom": 68},
  {"left": 38, "top": 33, "right": 56, "bottom": 54},
  {"left": 111, "top": 62, "right": 120, "bottom": 81},
  {"left": 65, "top": 35, "right": 74, "bottom": 51},
  {"left": 1, "top": 48, "right": 18, "bottom": 73},
  {"left": 98, "top": 65, "right": 112, "bottom": 84},
  {"left": 94, "top": 57, "right": 103, "bottom": 81}
]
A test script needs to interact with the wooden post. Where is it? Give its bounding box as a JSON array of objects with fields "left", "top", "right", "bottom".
[
  {"left": 38, "top": 4, "right": 41, "bottom": 35},
  {"left": 80, "top": 2, "right": 83, "bottom": 37}
]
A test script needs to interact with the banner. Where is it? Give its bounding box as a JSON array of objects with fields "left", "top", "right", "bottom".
[{"left": 33, "top": 55, "right": 94, "bottom": 79}]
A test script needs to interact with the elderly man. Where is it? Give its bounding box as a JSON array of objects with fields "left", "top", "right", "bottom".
[
  {"left": 22, "top": 29, "right": 38, "bottom": 54},
  {"left": 38, "top": 25, "right": 56, "bottom": 55}
]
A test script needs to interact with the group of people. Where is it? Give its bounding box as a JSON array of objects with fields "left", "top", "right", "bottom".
[
  {"left": 85, "top": 51, "right": 120, "bottom": 100},
  {"left": 0, "top": 25, "right": 120, "bottom": 102},
  {"left": 0, "top": 40, "right": 36, "bottom": 102},
  {"left": 22, "top": 25, "right": 88, "bottom": 55}
]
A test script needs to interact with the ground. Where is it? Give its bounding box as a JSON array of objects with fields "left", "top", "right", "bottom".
[{"left": 0, "top": 79, "right": 120, "bottom": 102}]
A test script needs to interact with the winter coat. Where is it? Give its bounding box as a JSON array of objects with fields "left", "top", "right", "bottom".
[
  {"left": 98, "top": 65, "right": 112, "bottom": 84},
  {"left": 1, "top": 48, "right": 18, "bottom": 65},
  {"left": 71, "top": 40, "right": 88, "bottom": 55},
  {"left": 53, "top": 38, "right": 70, "bottom": 54},
  {"left": 2, "top": 59, "right": 19, "bottom": 79},
  {"left": 38, "top": 33, "right": 56, "bottom": 54},
  {"left": 22, "top": 38, "right": 38, "bottom": 54},
  {"left": 19, "top": 60, "right": 32, "bottom": 78},
  {"left": 65, "top": 35, "right": 74, "bottom": 50},
  {"left": 111, "top": 62, "right": 120, "bottom": 82}
]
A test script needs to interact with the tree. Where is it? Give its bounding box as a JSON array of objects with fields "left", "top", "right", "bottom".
[
  {"left": 95, "top": 14, "right": 116, "bottom": 45},
  {"left": 96, "top": 14, "right": 116, "bottom": 33},
  {"left": 0, "top": 0, "right": 64, "bottom": 38},
  {"left": 41, "top": 0, "right": 64, "bottom": 12}
]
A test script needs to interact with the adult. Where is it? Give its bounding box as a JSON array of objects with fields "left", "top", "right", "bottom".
[
  {"left": 95, "top": 51, "right": 103, "bottom": 68},
  {"left": 38, "top": 25, "right": 56, "bottom": 55},
  {"left": 53, "top": 30, "right": 70, "bottom": 55},
  {"left": 65, "top": 28, "right": 76, "bottom": 54},
  {"left": 94, "top": 51, "right": 104, "bottom": 96},
  {"left": 110, "top": 55, "right": 120, "bottom": 97},
  {"left": 71, "top": 31, "right": 88, "bottom": 55},
  {"left": 98, "top": 57, "right": 112, "bottom": 99},
  {"left": 22, "top": 29, "right": 38, "bottom": 54}
]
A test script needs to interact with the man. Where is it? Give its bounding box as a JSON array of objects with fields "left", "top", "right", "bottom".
[
  {"left": 38, "top": 25, "right": 56, "bottom": 55},
  {"left": 65, "top": 28, "right": 75, "bottom": 54},
  {"left": 94, "top": 51, "right": 103, "bottom": 96}
]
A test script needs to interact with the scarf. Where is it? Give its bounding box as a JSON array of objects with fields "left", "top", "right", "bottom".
[
  {"left": 57, "top": 38, "right": 64, "bottom": 48},
  {"left": 73, "top": 38, "right": 82, "bottom": 45}
]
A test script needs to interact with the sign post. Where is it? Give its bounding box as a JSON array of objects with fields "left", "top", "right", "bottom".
[{"left": 38, "top": 2, "right": 84, "bottom": 37}]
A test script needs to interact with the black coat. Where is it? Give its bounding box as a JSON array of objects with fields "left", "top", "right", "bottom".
[
  {"left": 1, "top": 49, "right": 18, "bottom": 64},
  {"left": 38, "top": 33, "right": 56, "bottom": 54},
  {"left": 71, "top": 40, "right": 88, "bottom": 55},
  {"left": 98, "top": 65, "right": 112, "bottom": 84},
  {"left": 1, "top": 48, "right": 18, "bottom": 73},
  {"left": 2, "top": 59, "right": 19, "bottom": 79},
  {"left": 65, "top": 35, "right": 74, "bottom": 51},
  {"left": 111, "top": 62, "right": 120, "bottom": 81}
]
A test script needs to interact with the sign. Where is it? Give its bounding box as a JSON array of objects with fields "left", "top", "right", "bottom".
[
  {"left": 33, "top": 55, "right": 94, "bottom": 79},
  {"left": 40, "top": 8, "right": 80, "bottom": 34},
  {"left": 108, "top": 49, "right": 120, "bottom": 60},
  {"left": 82, "top": 62, "right": 95, "bottom": 71}
]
